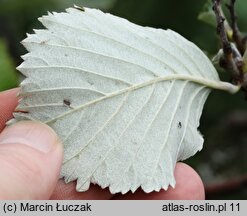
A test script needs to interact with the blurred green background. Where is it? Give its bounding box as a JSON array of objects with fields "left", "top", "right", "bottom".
[{"left": 0, "top": 0, "right": 246, "bottom": 199}]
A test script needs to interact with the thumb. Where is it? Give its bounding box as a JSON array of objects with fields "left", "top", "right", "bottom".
[{"left": 0, "top": 121, "right": 63, "bottom": 199}]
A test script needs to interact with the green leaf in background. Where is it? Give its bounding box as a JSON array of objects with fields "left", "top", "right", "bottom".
[
  {"left": 243, "top": 49, "right": 247, "bottom": 73},
  {"left": 0, "top": 39, "right": 18, "bottom": 91},
  {"left": 198, "top": 0, "right": 217, "bottom": 28},
  {"left": 198, "top": 0, "right": 231, "bottom": 32}
]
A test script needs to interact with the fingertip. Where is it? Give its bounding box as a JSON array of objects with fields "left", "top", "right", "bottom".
[
  {"left": 173, "top": 162, "right": 205, "bottom": 200},
  {"left": 0, "top": 88, "right": 20, "bottom": 98},
  {"left": 0, "top": 88, "right": 20, "bottom": 132}
]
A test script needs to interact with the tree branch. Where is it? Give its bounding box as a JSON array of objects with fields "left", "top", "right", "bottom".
[
  {"left": 213, "top": 1, "right": 232, "bottom": 59},
  {"left": 226, "top": 0, "right": 246, "bottom": 55},
  {"left": 212, "top": 0, "right": 241, "bottom": 83}
]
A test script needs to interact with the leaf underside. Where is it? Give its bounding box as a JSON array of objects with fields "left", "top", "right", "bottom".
[{"left": 12, "top": 7, "right": 236, "bottom": 194}]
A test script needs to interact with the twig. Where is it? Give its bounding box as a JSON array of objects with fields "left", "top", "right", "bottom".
[
  {"left": 212, "top": 0, "right": 241, "bottom": 83},
  {"left": 213, "top": 1, "right": 232, "bottom": 61},
  {"left": 226, "top": 0, "right": 246, "bottom": 55}
]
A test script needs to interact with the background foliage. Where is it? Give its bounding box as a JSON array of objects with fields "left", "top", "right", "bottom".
[{"left": 0, "top": 0, "right": 246, "bottom": 199}]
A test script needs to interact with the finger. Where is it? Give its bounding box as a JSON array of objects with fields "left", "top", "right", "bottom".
[
  {"left": 112, "top": 162, "right": 205, "bottom": 200},
  {"left": 0, "top": 88, "right": 19, "bottom": 132},
  {"left": 50, "top": 180, "right": 113, "bottom": 200},
  {"left": 0, "top": 121, "right": 63, "bottom": 199}
]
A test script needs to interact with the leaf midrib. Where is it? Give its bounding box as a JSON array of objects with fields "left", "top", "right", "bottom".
[{"left": 44, "top": 74, "right": 238, "bottom": 124}]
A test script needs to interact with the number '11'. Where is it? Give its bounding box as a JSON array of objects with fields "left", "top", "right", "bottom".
[{"left": 230, "top": 203, "right": 240, "bottom": 211}]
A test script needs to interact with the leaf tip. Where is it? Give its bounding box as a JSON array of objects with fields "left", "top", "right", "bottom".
[{"left": 37, "top": 17, "right": 43, "bottom": 23}]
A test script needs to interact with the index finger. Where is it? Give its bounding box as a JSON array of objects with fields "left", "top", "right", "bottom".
[{"left": 0, "top": 88, "right": 19, "bottom": 132}]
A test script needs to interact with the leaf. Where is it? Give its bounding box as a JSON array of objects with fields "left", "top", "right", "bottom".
[
  {"left": 243, "top": 49, "right": 247, "bottom": 73},
  {"left": 198, "top": 0, "right": 217, "bottom": 28},
  {"left": 0, "top": 39, "right": 18, "bottom": 91},
  {"left": 12, "top": 7, "right": 239, "bottom": 194},
  {"left": 198, "top": 0, "right": 232, "bottom": 38}
]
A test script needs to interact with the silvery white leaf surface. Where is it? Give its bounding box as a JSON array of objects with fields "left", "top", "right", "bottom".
[{"left": 12, "top": 7, "right": 238, "bottom": 194}]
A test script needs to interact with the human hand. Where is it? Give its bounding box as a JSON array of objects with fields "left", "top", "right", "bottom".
[
  {"left": 0, "top": 88, "right": 63, "bottom": 199},
  {"left": 0, "top": 88, "right": 205, "bottom": 200}
]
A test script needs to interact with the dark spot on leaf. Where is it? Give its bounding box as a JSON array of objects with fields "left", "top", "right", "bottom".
[
  {"left": 178, "top": 121, "right": 182, "bottom": 129},
  {"left": 63, "top": 99, "right": 71, "bottom": 106},
  {"left": 40, "top": 40, "right": 48, "bottom": 45},
  {"left": 65, "top": 54, "right": 68, "bottom": 57}
]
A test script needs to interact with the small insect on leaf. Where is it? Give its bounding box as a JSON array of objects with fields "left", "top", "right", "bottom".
[
  {"left": 13, "top": 7, "right": 239, "bottom": 194},
  {"left": 63, "top": 99, "right": 71, "bottom": 106}
]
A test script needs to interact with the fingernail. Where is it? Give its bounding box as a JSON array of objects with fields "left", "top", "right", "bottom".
[{"left": 0, "top": 121, "right": 59, "bottom": 153}]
